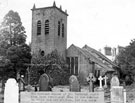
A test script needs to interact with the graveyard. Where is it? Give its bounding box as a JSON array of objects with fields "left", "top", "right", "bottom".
[
  {"left": 0, "top": 72, "right": 135, "bottom": 103},
  {"left": 1, "top": 1, "right": 135, "bottom": 103}
]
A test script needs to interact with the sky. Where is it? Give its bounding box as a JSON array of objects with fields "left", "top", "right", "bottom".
[{"left": 0, "top": 0, "right": 135, "bottom": 50}]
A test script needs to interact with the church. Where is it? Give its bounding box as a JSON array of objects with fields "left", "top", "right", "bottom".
[{"left": 31, "top": 2, "right": 118, "bottom": 84}]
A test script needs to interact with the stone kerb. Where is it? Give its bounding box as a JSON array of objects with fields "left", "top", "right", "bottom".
[{"left": 20, "top": 92, "right": 104, "bottom": 103}]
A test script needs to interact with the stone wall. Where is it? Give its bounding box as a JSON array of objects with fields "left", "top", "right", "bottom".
[
  {"left": 67, "top": 45, "right": 93, "bottom": 85},
  {"left": 31, "top": 6, "right": 67, "bottom": 58}
]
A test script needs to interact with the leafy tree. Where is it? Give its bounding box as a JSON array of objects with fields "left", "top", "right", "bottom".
[
  {"left": 0, "top": 10, "right": 31, "bottom": 79},
  {"left": 0, "top": 10, "right": 26, "bottom": 47},
  {"left": 116, "top": 39, "right": 135, "bottom": 83},
  {"left": 30, "top": 50, "right": 70, "bottom": 86}
]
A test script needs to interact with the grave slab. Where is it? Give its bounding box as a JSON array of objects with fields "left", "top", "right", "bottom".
[{"left": 20, "top": 92, "right": 104, "bottom": 103}]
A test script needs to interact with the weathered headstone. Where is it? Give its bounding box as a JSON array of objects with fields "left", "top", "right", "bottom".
[
  {"left": 111, "top": 86, "right": 126, "bottom": 103},
  {"left": 20, "top": 92, "right": 104, "bottom": 103},
  {"left": 69, "top": 75, "right": 80, "bottom": 92},
  {"left": 86, "top": 73, "right": 96, "bottom": 92},
  {"left": 103, "top": 75, "right": 108, "bottom": 88},
  {"left": 110, "top": 75, "right": 119, "bottom": 88},
  {"left": 18, "top": 76, "right": 25, "bottom": 92},
  {"left": 39, "top": 73, "right": 49, "bottom": 91},
  {"left": 4, "top": 78, "right": 19, "bottom": 103},
  {"left": 98, "top": 76, "right": 103, "bottom": 89}
]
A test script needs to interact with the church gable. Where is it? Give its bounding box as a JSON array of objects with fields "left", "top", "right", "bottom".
[{"left": 67, "top": 44, "right": 94, "bottom": 84}]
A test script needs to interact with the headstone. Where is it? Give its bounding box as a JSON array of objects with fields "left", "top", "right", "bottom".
[
  {"left": 98, "top": 76, "right": 103, "bottom": 89},
  {"left": 110, "top": 75, "right": 120, "bottom": 88},
  {"left": 86, "top": 73, "right": 96, "bottom": 92},
  {"left": 111, "top": 86, "right": 126, "bottom": 103},
  {"left": 69, "top": 75, "right": 80, "bottom": 92},
  {"left": 20, "top": 92, "right": 104, "bottom": 103},
  {"left": 39, "top": 73, "right": 49, "bottom": 91},
  {"left": 103, "top": 75, "right": 108, "bottom": 88},
  {"left": 4, "top": 78, "right": 19, "bottom": 103},
  {"left": 18, "top": 76, "right": 25, "bottom": 92}
]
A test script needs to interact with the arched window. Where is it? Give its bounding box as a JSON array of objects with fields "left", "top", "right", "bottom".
[
  {"left": 37, "top": 20, "right": 41, "bottom": 35},
  {"left": 58, "top": 21, "right": 60, "bottom": 36},
  {"left": 62, "top": 24, "right": 64, "bottom": 37},
  {"left": 45, "top": 20, "right": 49, "bottom": 35}
]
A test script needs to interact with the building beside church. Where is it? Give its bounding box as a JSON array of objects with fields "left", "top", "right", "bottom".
[
  {"left": 31, "top": 2, "right": 118, "bottom": 84},
  {"left": 99, "top": 46, "right": 125, "bottom": 61}
]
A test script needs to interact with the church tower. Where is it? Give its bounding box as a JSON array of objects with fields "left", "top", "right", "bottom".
[{"left": 31, "top": 2, "right": 68, "bottom": 58}]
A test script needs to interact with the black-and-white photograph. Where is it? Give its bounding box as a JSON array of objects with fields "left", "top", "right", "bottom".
[{"left": 0, "top": 0, "right": 135, "bottom": 103}]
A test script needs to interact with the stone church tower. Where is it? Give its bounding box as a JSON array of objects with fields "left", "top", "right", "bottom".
[{"left": 31, "top": 2, "right": 68, "bottom": 58}]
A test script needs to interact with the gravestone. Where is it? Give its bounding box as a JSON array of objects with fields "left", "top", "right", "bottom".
[
  {"left": 110, "top": 75, "right": 120, "bottom": 88},
  {"left": 39, "top": 73, "right": 49, "bottom": 91},
  {"left": 111, "top": 86, "right": 126, "bottom": 103},
  {"left": 86, "top": 73, "right": 96, "bottom": 92},
  {"left": 4, "top": 78, "right": 19, "bottom": 103},
  {"left": 98, "top": 76, "right": 103, "bottom": 89},
  {"left": 103, "top": 75, "right": 108, "bottom": 88},
  {"left": 69, "top": 75, "right": 80, "bottom": 92},
  {"left": 20, "top": 92, "right": 104, "bottom": 103},
  {"left": 18, "top": 76, "right": 25, "bottom": 92}
]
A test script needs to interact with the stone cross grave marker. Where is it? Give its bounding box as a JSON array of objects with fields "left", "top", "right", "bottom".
[
  {"left": 4, "top": 78, "right": 19, "bottom": 103},
  {"left": 86, "top": 73, "right": 96, "bottom": 92},
  {"left": 69, "top": 75, "right": 80, "bottom": 92},
  {"left": 98, "top": 76, "right": 103, "bottom": 89},
  {"left": 103, "top": 75, "right": 108, "bottom": 88},
  {"left": 110, "top": 75, "right": 120, "bottom": 88},
  {"left": 39, "top": 73, "right": 49, "bottom": 91}
]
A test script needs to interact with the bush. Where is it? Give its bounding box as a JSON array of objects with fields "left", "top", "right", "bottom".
[{"left": 30, "top": 50, "right": 70, "bottom": 86}]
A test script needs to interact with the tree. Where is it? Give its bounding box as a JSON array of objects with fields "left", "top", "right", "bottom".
[
  {"left": 0, "top": 10, "right": 26, "bottom": 47},
  {"left": 0, "top": 10, "right": 31, "bottom": 79},
  {"left": 116, "top": 39, "right": 135, "bottom": 84},
  {"left": 30, "top": 50, "right": 70, "bottom": 86}
]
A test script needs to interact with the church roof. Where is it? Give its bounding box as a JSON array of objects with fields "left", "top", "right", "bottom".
[
  {"left": 83, "top": 45, "right": 118, "bottom": 67},
  {"left": 68, "top": 44, "right": 115, "bottom": 72}
]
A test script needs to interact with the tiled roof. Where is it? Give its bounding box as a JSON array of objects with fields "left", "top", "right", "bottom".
[
  {"left": 83, "top": 45, "right": 118, "bottom": 67},
  {"left": 70, "top": 44, "right": 115, "bottom": 72}
]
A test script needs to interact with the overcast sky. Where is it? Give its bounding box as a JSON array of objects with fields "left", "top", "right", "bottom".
[{"left": 0, "top": 0, "right": 135, "bottom": 50}]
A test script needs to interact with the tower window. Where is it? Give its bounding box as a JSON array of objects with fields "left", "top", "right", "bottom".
[
  {"left": 62, "top": 24, "right": 64, "bottom": 37},
  {"left": 37, "top": 20, "right": 41, "bottom": 35},
  {"left": 58, "top": 21, "right": 60, "bottom": 36},
  {"left": 45, "top": 20, "right": 49, "bottom": 35}
]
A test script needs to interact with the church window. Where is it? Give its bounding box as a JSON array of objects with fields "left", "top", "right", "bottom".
[
  {"left": 37, "top": 20, "right": 41, "bottom": 35},
  {"left": 67, "top": 57, "right": 78, "bottom": 75},
  {"left": 71, "top": 57, "right": 74, "bottom": 75},
  {"left": 58, "top": 21, "right": 60, "bottom": 36},
  {"left": 45, "top": 20, "right": 49, "bottom": 35},
  {"left": 62, "top": 24, "right": 64, "bottom": 37},
  {"left": 75, "top": 57, "right": 78, "bottom": 75},
  {"left": 66, "top": 57, "right": 71, "bottom": 73}
]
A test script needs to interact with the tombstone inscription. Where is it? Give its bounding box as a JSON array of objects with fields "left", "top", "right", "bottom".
[{"left": 20, "top": 92, "right": 104, "bottom": 103}]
